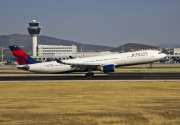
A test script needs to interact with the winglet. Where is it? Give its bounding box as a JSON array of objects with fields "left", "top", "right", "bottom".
[
  {"left": 69, "top": 56, "right": 74, "bottom": 59},
  {"left": 55, "top": 58, "right": 62, "bottom": 63}
]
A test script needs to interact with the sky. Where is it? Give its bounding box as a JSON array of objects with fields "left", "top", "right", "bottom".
[{"left": 0, "top": 0, "right": 180, "bottom": 47}]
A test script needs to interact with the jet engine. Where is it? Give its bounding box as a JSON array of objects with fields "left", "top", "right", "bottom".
[{"left": 101, "top": 64, "right": 115, "bottom": 73}]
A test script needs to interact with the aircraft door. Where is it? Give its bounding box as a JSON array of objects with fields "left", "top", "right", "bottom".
[
  {"left": 121, "top": 56, "right": 125, "bottom": 61},
  {"left": 148, "top": 52, "right": 155, "bottom": 60},
  {"left": 151, "top": 52, "right": 155, "bottom": 57},
  {"left": 40, "top": 64, "right": 44, "bottom": 70}
]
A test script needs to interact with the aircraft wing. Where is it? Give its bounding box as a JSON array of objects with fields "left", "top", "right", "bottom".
[{"left": 55, "top": 59, "right": 115, "bottom": 68}]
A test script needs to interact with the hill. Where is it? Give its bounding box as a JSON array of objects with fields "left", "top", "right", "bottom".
[
  {"left": 0, "top": 34, "right": 114, "bottom": 51},
  {"left": 0, "top": 34, "right": 163, "bottom": 59},
  {"left": 111, "top": 43, "right": 160, "bottom": 52}
]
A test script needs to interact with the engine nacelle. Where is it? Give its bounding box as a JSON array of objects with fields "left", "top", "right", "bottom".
[{"left": 101, "top": 64, "right": 115, "bottom": 73}]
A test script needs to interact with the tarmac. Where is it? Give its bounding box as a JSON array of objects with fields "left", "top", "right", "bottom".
[
  {"left": 0, "top": 64, "right": 180, "bottom": 82},
  {"left": 0, "top": 72, "right": 180, "bottom": 81}
]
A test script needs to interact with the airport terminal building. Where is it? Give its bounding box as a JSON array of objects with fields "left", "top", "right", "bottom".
[
  {"left": 174, "top": 48, "right": 180, "bottom": 55},
  {"left": 37, "top": 44, "right": 77, "bottom": 56},
  {"left": 33, "top": 44, "right": 118, "bottom": 61}
]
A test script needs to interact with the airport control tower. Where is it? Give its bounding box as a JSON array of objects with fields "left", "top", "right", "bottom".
[{"left": 27, "top": 20, "right": 41, "bottom": 56}]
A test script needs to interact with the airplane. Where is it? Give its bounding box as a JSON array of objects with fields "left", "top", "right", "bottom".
[
  {"left": 9, "top": 45, "right": 166, "bottom": 78},
  {"left": 172, "top": 56, "right": 180, "bottom": 63}
]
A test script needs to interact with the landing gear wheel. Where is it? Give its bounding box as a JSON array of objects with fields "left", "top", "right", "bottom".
[
  {"left": 85, "top": 73, "right": 94, "bottom": 78},
  {"left": 150, "top": 63, "right": 153, "bottom": 69},
  {"left": 90, "top": 73, "right": 94, "bottom": 77}
]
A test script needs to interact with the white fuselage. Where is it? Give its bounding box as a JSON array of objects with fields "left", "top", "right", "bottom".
[{"left": 25, "top": 50, "right": 166, "bottom": 73}]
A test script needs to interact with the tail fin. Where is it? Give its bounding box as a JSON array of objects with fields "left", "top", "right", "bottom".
[{"left": 9, "top": 45, "right": 37, "bottom": 65}]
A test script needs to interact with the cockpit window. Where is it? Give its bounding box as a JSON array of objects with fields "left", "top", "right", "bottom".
[{"left": 158, "top": 52, "right": 162, "bottom": 54}]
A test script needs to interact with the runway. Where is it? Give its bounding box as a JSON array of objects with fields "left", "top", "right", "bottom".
[{"left": 1, "top": 73, "right": 180, "bottom": 81}]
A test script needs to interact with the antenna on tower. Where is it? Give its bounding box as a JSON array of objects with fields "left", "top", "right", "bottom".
[{"left": 32, "top": 20, "right": 36, "bottom": 23}]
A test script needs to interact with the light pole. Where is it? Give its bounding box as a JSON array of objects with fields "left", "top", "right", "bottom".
[
  {"left": 1, "top": 47, "right": 4, "bottom": 62},
  {"left": 169, "top": 45, "right": 170, "bottom": 62},
  {"left": 81, "top": 46, "right": 83, "bottom": 53}
]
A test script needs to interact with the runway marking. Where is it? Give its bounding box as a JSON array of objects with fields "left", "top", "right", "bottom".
[{"left": 1, "top": 80, "right": 180, "bottom": 83}]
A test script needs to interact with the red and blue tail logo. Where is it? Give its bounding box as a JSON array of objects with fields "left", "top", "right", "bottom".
[{"left": 9, "top": 45, "right": 37, "bottom": 65}]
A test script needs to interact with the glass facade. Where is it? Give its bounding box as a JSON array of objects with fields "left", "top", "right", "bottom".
[
  {"left": 29, "top": 23, "right": 39, "bottom": 27},
  {"left": 28, "top": 28, "right": 41, "bottom": 35}
]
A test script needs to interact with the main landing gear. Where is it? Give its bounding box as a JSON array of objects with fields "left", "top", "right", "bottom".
[
  {"left": 85, "top": 68, "right": 94, "bottom": 78},
  {"left": 150, "top": 62, "right": 153, "bottom": 69},
  {"left": 85, "top": 73, "right": 94, "bottom": 78}
]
